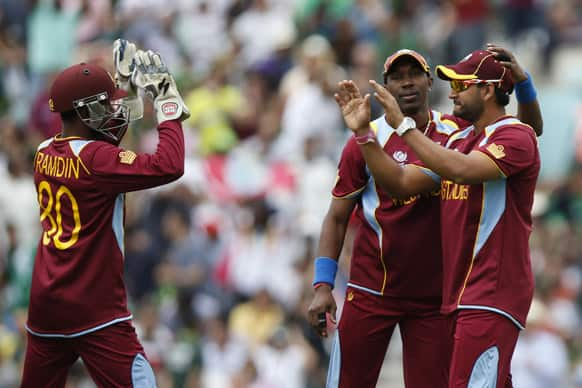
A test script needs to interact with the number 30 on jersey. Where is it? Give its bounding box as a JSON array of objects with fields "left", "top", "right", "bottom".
[{"left": 37, "top": 181, "right": 81, "bottom": 250}]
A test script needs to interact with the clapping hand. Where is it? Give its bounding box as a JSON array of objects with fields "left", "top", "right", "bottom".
[
  {"left": 334, "top": 80, "right": 372, "bottom": 136},
  {"left": 369, "top": 80, "right": 405, "bottom": 129}
]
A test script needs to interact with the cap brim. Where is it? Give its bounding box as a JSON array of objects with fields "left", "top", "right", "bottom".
[
  {"left": 435, "top": 65, "right": 477, "bottom": 81},
  {"left": 111, "top": 87, "right": 128, "bottom": 100},
  {"left": 385, "top": 52, "right": 430, "bottom": 74}
]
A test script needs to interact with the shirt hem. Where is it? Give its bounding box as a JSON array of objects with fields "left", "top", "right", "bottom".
[
  {"left": 347, "top": 282, "right": 441, "bottom": 302},
  {"left": 443, "top": 304, "right": 525, "bottom": 330},
  {"left": 26, "top": 314, "right": 133, "bottom": 338}
]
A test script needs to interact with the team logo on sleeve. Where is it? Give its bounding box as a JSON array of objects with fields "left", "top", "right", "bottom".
[
  {"left": 486, "top": 143, "right": 506, "bottom": 159},
  {"left": 118, "top": 150, "right": 137, "bottom": 164}
]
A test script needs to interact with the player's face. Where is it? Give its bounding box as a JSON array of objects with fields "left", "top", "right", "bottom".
[
  {"left": 77, "top": 98, "right": 129, "bottom": 145},
  {"left": 384, "top": 59, "right": 431, "bottom": 116},
  {"left": 449, "top": 83, "right": 485, "bottom": 122}
]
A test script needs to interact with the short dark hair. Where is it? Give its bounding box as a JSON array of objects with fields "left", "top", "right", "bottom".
[
  {"left": 477, "top": 84, "right": 510, "bottom": 106},
  {"left": 494, "top": 87, "right": 510, "bottom": 106}
]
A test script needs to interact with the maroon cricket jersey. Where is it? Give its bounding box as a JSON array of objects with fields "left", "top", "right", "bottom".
[
  {"left": 420, "top": 116, "right": 540, "bottom": 328},
  {"left": 27, "top": 120, "right": 185, "bottom": 337},
  {"left": 332, "top": 111, "right": 465, "bottom": 300}
]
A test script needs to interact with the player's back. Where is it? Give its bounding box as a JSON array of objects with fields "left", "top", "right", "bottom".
[
  {"left": 28, "top": 120, "right": 183, "bottom": 336},
  {"left": 29, "top": 136, "right": 132, "bottom": 336}
]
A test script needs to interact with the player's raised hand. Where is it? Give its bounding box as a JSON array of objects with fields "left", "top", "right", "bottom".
[
  {"left": 113, "top": 39, "right": 137, "bottom": 92},
  {"left": 369, "top": 79, "right": 404, "bottom": 129},
  {"left": 486, "top": 43, "right": 528, "bottom": 83},
  {"left": 307, "top": 284, "right": 337, "bottom": 338},
  {"left": 113, "top": 38, "right": 143, "bottom": 121},
  {"left": 132, "top": 50, "right": 190, "bottom": 123},
  {"left": 334, "top": 80, "right": 371, "bottom": 134}
]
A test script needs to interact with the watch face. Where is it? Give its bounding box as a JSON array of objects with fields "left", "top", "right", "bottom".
[{"left": 396, "top": 117, "right": 416, "bottom": 136}]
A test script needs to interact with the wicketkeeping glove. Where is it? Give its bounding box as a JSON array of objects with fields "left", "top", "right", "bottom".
[
  {"left": 113, "top": 38, "right": 143, "bottom": 121},
  {"left": 132, "top": 50, "right": 190, "bottom": 124}
]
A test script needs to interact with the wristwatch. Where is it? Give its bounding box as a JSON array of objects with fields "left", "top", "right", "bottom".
[{"left": 395, "top": 116, "right": 417, "bottom": 136}]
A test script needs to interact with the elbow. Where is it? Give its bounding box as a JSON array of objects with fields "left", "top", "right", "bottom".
[
  {"left": 534, "top": 119, "right": 544, "bottom": 137},
  {"left": 376, "top": 176, "right": 414, "bottom": 198},
  {"left": 169, "top": 150, "right": 185, "bottom": 179},
  {"left": 170, "top": 163, "right": 185, "bottom": 181},
  {"left": 159, "top": 157, "right": 184, "bottom": 181}
]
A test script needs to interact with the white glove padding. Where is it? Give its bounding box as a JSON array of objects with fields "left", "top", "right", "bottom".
[
  {"left": 133, "top": 50, "right": 190, "bottom": 124},
  {"left": 113, "top": 38, "right": 137, "bottom": 92},
  {"left": 113, "top": 38, "right": 143, "bottom": 121}
]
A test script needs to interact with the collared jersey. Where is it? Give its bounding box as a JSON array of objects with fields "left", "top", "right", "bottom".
[
  {"left": 332, "top": 111, "right": 465, "bottom": 300},
  {"left": 27, "top": 120, "right": 184, "bottom": 337},
  {"left": 419, "top": 116, "right": 540, "bottom": 328}
]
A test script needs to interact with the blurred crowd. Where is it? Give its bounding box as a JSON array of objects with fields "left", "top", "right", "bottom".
[{"left": 0, "top": 0, "right": 582, "bottom": 387}]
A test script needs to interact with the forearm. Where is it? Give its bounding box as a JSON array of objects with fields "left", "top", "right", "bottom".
[
  {"left": 353, "top": 128, "right": 409, "bottom": 197},
  {"left": 401, "top": 128, "right": 468, "bottom": 182},
  {"left": 515, "top": 73, "right": 543, "bottom": 136},
  {"left": 517, "top": 101, "right": 543, "bottom": 136},
  {"left": 317, "top": 216, "right": 349, "bottom": 260},
  {"left": 313, "top": 206, "right": 353, "bottom": 289}
]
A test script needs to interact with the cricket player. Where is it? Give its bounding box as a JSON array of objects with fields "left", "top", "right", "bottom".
[
  {"left": 21, "top": 41, "right": 189, "bottom": 387},
  {"left": 335, "top": 49, "right": 540, "bottom": 387},
  {"left": 308, "top": 47, "right": 542, "bottom": 387}
]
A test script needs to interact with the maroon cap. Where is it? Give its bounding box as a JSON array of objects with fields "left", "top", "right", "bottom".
[
  {"left": 435, "top": 50, "right": 513, "bottom": 92},
  {"left": 49, "top": 63, "right": 128, "bottom": 112},
  {"left": 383, "top": 49, "right": 430, "bottom": 75}
]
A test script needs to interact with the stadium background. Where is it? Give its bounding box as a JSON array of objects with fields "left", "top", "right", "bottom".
[{"left": 0, "top": 0, "right": 581, "bottom": 387}]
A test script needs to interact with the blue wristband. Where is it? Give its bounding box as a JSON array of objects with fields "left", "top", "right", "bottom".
[
  {"left": 515, "top": 72, "right": 537, "bottom": 104},
  {"left": 313, "top": 256, "right": 338, "bottom": 288}
]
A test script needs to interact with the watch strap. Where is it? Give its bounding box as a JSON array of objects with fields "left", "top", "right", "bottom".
[{"left": 395, "top": 117, "right": 416, "bottom": 136}]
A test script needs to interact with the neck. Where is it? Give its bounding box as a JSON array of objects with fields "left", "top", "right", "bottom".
[
  {"left": 61, "top": 123, "right": 92, "bottom": 139},
  {"left": 410, "top": 109, "right": 431, "bottom": 131},
  {"left": 472, "top": 106, "right": 507, "bottom": 134}
]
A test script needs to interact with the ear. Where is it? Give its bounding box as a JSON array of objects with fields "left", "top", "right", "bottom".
[{"left": 481, "top": 83, "right": 496, "bottom": 102}]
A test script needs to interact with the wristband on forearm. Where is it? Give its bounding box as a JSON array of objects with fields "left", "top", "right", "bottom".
[
  {"left": 354, "top": 129, "right": 377, "bottom": 145},
  {"left": 515, "top": 72, "right": 537, "bottom": 104},
  {"left": 312, "top": 256, "right": 338, "bottom": 289}
]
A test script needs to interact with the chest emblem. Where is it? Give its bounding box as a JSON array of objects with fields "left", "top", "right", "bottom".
[{"left": 392, "top": 150, "right": 408, "bottom": 164}]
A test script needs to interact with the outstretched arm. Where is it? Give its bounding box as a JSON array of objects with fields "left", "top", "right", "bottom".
[
  {"left": 370, "top": 80, "right": 502, "bottom": 184},
  {"left": 334, "top": 80, "right": 437, "bottom": 197},
  {"left": 487, "top": 43, "right": 543, "bottom": 136}
]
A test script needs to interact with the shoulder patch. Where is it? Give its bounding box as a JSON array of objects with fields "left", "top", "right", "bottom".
[
  {"left": 486, "top": 143, "right": 505, "bottom": 159},
  {"left": 119, "top": 150, "right": 137, "bottom": 165}
]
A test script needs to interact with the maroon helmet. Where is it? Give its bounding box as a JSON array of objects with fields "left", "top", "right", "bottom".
[{"left": 49, "top": 63, "right": 130, "bottom": 144}]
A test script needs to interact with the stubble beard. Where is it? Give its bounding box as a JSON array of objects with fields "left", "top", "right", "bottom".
[{"left": 453, "top": 101, "right": 483, "bottom": 123}]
